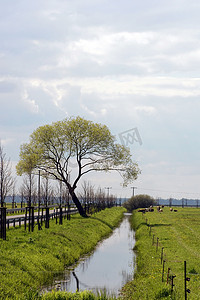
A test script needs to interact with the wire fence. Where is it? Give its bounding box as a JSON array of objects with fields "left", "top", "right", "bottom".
[{"left": 142, "top": 213, "right": 196, "bottom": 300}]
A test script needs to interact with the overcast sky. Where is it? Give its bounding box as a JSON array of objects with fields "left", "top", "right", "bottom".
[{"left": 1, "top": 0, "right": 200, "bottom": 199}]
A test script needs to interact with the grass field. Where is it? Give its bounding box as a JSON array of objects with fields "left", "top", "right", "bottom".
[
  {"left": 121, "top": 207, "right": 200, "bottom": 300},
  {"left": 0, "top": 207, "right": 125, "bottom": 299},
  {"left": 3, "top": 206, "right": 200, "bottom": 300}
]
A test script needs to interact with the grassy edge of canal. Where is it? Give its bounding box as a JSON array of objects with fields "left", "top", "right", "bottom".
[
  {"left": 120, "top": 210, "right": 172, "bottom": 300},
  {"left": 0, "top": 207, "right": 126, "bottom": 300},
  {"left": 121, "top": 207, "right": 200, "bottom": 300}
]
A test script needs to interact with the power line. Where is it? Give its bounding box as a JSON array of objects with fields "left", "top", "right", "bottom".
[
  {"left": 136, "top": 187, "right": 200, "bottom": 196},
  {"left": 110, "top": 186, "right": 200, "bottom": 197}
]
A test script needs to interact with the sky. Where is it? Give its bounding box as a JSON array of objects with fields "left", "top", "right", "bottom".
[{"left": 1, "top": 0, "right": 200, "bottom": 199}]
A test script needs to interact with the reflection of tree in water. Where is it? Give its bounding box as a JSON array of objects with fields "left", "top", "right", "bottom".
[{"left": 63, "top": 271, "right": 112, "bottom": 294}]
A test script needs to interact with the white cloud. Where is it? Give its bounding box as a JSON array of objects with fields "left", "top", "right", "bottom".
[
  {"left": 134, "top": 106, "right": 157, "bottom": 115},
  {"left": 0, "top": 138, "right": 14, "bottom": 147},
  {"left": 16, "top": 75, "right": 200, "bottom": 103},
  {"left": 22, "top": 90, "right": 39, "bottom": 114},
  {"left": 40, "top": 9, "right": 61, "bottom": 21},
  {"left": 63, "top": 76, "right": 200, "bottom": 98},
  {"left": 100, "top": 108, "right": 107, "bottom": 116},
  {"left": 1, "top": 0, "right": 200, "bottom": 198}
]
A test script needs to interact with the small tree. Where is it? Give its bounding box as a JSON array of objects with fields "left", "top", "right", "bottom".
[
  {"left": 21, "top": 173, "right": 36, "bottom": 206},
  {"left": 0, "top": 143, "right": 14, "bottom": 207},
  {"left": 40, "top": 174, "right": 51, "bottom": 206},
  {"left": 16, "top": 116, "right": 140, "bottom": 216},
  {"left": 123, "top": 194, "right": 156, "bottom": 212},
  {"left": 79, "top": 180, "right": 95, "bottom": 203}
]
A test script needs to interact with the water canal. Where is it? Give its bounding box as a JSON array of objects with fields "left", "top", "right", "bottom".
[{"left": 47, "top": 213, "right": 136, "bottom": 296}]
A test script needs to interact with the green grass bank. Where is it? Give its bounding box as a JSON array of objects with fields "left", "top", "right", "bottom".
[
  {"left": 121, "top": 207, "right": 200, "bottom": 300},
  {"left": 0, "top": 207, "right": 125, "bottom": 299}
]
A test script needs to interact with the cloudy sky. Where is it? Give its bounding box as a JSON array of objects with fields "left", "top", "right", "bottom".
[{"left": 1, "top": 0, "right": 200, "bottom": 199}]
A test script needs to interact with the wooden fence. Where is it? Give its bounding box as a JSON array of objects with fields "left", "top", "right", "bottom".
[
  {"left": 0, "top": 204, "right": 77, "bottom": 240},
  {"left": 0, "top": 200, "right": 119, "bottom": 240}
]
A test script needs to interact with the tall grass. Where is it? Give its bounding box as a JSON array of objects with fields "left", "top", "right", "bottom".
[
  {"left": 0, "top": 207, "right": 125, "bottom": 299},
  {"left": 25, "top": 289, "right": 117, "bottom": 300}
]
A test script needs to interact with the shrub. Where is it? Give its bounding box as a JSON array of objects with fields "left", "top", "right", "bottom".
[{"left": 123, "top": 194, "right": 156, "bottom": 212}]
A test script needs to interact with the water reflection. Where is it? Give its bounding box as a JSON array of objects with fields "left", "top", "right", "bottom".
[{"left": 48, "top": 213, "right": 136, "bottom": 296}]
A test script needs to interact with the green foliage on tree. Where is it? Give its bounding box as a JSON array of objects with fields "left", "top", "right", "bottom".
[
  {"left": 123, "top": 194, "right": 156, "bottom": 212},
  {"left": 16, "top": 116, "right": 140, "bottom": 216}
]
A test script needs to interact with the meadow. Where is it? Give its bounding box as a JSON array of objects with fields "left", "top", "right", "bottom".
[
  {"left": 3, "top": 205, "right": 200, "bottom": 300},
  {"left": 121, "top": 207, "right": 200, "bottom": 300},
  {"left": 0, "top": 207, "right": 125, "bottom": 299}
]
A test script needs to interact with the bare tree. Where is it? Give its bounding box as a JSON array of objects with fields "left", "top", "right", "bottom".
[
  {"left": 96, "top": 186, "right": 106, "bottom": 205},
  {"left": 79, "top": 181, "right": 95, "bottom": 200},
  {"left": 40, "top": 174, "right": 55, "bottom": 206},
  {"left": 21, "top": 173, "right": 36, "bottom": 206},
  {"left": 0, "top": 143, "right": 14, "bottom": 207},
  {"left": 11, "top": 182, "right": 17, "bottom": 209},
  {"left": 41, "top": 175, "right": 49, "bottom": 206}
]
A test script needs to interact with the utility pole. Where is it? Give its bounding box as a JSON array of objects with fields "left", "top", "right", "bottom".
[
  {"left": 37, "top": 170, "right": 41, "bottom": 230},
  {"left": 131, "top": 186, "right": 137, "bottom": 197},
  {"left": 105, "top": 187, "right": 112, "bottom": 197},
  {"left": 38, "top": 170, "right": 41, "bottom": 208},
  {"left": 59, "top": 181, "right": 62, "bottom": 206}
]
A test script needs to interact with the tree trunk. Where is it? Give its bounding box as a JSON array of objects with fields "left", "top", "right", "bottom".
[{"left": 70, "top": 190, "right": 87, "bottom": 217}]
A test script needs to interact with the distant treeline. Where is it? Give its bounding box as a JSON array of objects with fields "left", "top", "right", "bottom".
[
  {"left": 5, "top": 195, "right": 200, "bottom": 207},
  {"left": 157, "top": 198, "right": 200, "bottom": 207},
  {"left": 4, "top": 195, "right": 127, "bottom": 205}
]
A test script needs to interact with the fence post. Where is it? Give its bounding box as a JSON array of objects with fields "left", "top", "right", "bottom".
[
  {"left": 156, "top": 237, "right": 159, "bottom": 252},
  {"left": 149, "top": 225, "right": 151, "bottom": 236},
  {"left": 41, "top": 208, "right": 44, "bottom": 226},
  {"left": 45, "top": 207, "right": 49, "bottom": 228},
  {"left": 167, "top": 268, "right": 171, "bottom": 284},
  {"left": 161, "top": 247, "right": 164, "bottom": 264},
  {"left": 184, "top": 261, "right": 191, "bottom": 299},
  {"left": 162, "top": 260, "right": 165, "bottom": 282},
  {"left": 64, "top": 205, "right": 67, "bottom": 219},
  {"left": 56, "top": 208, "right": 58, "bottom": 224},
  {"left": 59, "top": 206, "right": 63, "bottom": 225},
  {"left": 67, "top": 204, "right": 71, "bottom": 220},
  {"left": 28, "top": 206, "right": 34, "bottom": 232},
  {"left": 185, "top": 260, "right": 187, "bottom": 300},
  {"left": 171, "top": 274, "right": 176, "bottom": 293},
  {"left": 24, "top": 207, "right": 27, "bottom": 230},
  {"left": 0, "top": 207, "right": 7, "bottom": 240},
  {"left": 37, "top": 209, "right": 42, "bottom": 230}
]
